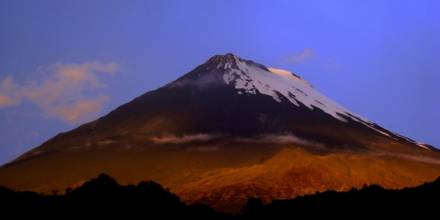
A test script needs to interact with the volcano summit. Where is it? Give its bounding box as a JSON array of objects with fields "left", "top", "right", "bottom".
[{"left": 1, "top": 53, "right": 439, "bottom": 212}]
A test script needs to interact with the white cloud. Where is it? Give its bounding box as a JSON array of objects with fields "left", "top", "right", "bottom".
[
  {"left": 236, "top": 134, "right": 324, "bottom": 148},
  {"left": 150, "top": 133, "right": 323, "bottom": 148},
  {"left": 0, "top": 62, "right": 118, "bottom": 124},
  {"left": 285, "top": 48, "right": 315, "bottom": 64},
  {"left": 151, "top": 134, "right": 218, "bottom": 144}
]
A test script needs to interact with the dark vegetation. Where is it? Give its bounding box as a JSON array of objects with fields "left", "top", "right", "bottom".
[{"left": 1, "top": 174, "right": 439, "bottom": 219}]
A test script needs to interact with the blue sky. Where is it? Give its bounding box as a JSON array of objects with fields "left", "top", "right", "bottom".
[{"left": 0, "top": 0, "right": 439, "bottom": 164}]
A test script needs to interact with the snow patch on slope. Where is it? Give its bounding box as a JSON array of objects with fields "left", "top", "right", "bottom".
[
  {"left": 221, "top": 57, "right": 350, "bottom": 121},
  {"left": 267, "top": 67, "right": 299, "bottom": 80}
]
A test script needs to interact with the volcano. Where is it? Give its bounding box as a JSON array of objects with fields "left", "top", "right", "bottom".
[{"left": 1, "top": 53, "right": 439, "bottom": 212}]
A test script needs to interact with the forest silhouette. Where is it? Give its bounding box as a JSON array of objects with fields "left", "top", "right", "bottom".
[{"left": 1, "top": 173, "right": 439, "bottom": 219}]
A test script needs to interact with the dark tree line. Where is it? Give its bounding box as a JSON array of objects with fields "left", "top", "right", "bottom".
[{"left": 1, "top": 174, "right": 439, "bottom": 219}]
